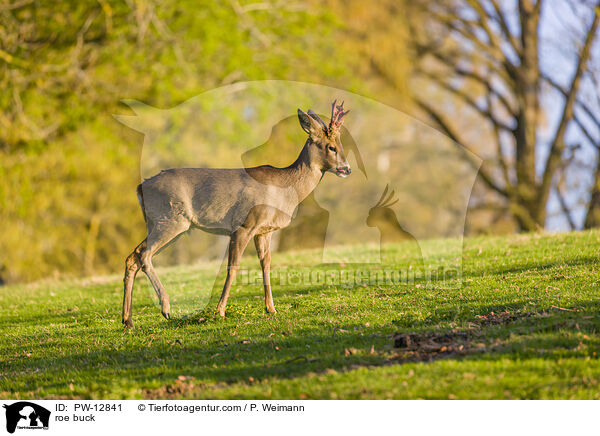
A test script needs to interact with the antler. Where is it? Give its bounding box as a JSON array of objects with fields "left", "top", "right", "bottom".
[
  {"left": 373, "top": 184, "right": 399, "bottom": 208},
  {"left": 328, "top": 100, "right": 349, "bottom": 136}
]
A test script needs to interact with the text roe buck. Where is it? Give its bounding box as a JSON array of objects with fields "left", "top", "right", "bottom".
[{"left": 122, "top": 101, "right": 351, "bottom": 327}]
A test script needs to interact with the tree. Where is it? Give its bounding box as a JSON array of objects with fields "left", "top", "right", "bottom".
[
  {"left": 0, "top": 0, "right": 357, "bottom": 282},
  {"left": 583, "top": 65, "right": 600, "bottom": 228},
  {"left": 399, "top": 0, "right": 600, "bottom": 231}
]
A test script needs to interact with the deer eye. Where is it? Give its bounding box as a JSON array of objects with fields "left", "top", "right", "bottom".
[{"left": 327, "top": 145, "right": 337, "bottom": 153}]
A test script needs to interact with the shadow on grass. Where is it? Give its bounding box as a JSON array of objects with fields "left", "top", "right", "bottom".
[{"left": 4, "top": 298, "right": 600, "bottom": 398}]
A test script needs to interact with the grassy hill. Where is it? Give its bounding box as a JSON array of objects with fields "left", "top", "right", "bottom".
[{"left": 1, "top": 231, "right": 599, "bottom": 399}]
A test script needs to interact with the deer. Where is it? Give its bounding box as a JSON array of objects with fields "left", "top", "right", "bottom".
[{"left": 122, "top": 101, "right": 351, "bottom": 328}]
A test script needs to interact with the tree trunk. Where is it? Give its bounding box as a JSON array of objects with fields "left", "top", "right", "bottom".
[
  {"left": 585, "top": 155, "right": 600, "bottom": 228},
  {"left": 513, "top": 0, "right": 542, "bottom": 231}
]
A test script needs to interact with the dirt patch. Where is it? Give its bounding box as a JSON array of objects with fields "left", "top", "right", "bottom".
[
  {"left": 391, "top": 331, "right": 476, "bottom": 362},
  {"left": 472, "top": 310, "right": 532, "bottom": 326},
  {"left": 389, "top": 311, "right": 536, "bottom": 363},
  {"left": 144, "top": 383, "right": 195, "bottom": 399},
  {"left": 143, "top": 377, "right": 210, "bottom": 399}
]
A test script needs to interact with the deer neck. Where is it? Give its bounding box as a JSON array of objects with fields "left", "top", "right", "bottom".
[{"left": 286, "top": 141, "right": 324, "bottom": 203}]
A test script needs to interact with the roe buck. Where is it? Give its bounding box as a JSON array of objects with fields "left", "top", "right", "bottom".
[{"left": 122, "top": 101, "right": 351, "bottom": 327}]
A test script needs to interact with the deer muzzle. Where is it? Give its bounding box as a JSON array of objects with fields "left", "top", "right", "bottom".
[{"left": 335, "top": 165, "right": 352, "bottom": 178}]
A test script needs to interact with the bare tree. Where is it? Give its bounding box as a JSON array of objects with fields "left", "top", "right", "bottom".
[
  {"left": 397, "top": 0, "right": 600, "bottom": 231},
  {"left": 583, "top": 65, "right": 600, "bottom": 228}
]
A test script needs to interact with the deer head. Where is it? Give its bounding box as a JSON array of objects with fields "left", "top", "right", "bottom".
[
  {"left": 367, "top": 184, "right": 399, "bottom": 227},
  {"left": 297, "top": 100, "right": 351, "bottom": 177}
]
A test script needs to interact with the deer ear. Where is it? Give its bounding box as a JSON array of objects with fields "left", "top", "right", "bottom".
[{"left": 298, "top": 109, "right": 325, "bottom": 138}]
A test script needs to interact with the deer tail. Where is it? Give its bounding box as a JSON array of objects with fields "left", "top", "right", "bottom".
[{"left": 136, "top": 183, "right": 147, "bottom": 224}]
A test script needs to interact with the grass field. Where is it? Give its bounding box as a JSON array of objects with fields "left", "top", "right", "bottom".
[{"left": 1, "top": 230, "right": 599, "bottom": 399}]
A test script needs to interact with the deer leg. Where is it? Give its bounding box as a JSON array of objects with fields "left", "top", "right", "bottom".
[
  {"left": 140, "top": 220, "right": 189, "bottom": 320},
  {"left": 216, "top": 227, "right": 253, "bottom": 316},
  {"left": 122, "top": 239, "right": 146, "bottom": 328},
  {"left": 254, "top": 233, "right": 276, "bottom": 314}
]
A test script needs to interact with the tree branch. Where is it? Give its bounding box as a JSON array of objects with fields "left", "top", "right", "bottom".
[
  {"left": 573, "top": 111, "right": 600, "bottom": 149},
  {"left": 540, "top": 3, "right": 600, "bottom": 201},
  {"left": 0, "top": 0, "right": 32, "bottom": 11},
  {"left": 466, "top": 0, "right": 504, "bottom": 50},
  {"left": 556, "top": 185, "right": 576, "bottom": 230},
  {"left": 466, "top": 0, "right": 520, "bottom": 62},
  {"left": 421, "top": 69, "right": 515, "bottom": 133},
  {"left": 432, "top": 10, "right": 521, "bottom": 84},
  {"left": 487, "top": 92, "right": 512, "bottom": 187},
  {"left": 542, "top": 73, "right": 600, "bottom": 131},
  {"left": 426, "top": 48, "right": 517, "bottom": 99},
  {"left": 0, "top": 48, "right": 29, "bottom": 68},
  {"left": 415, "top": 98, "right": 508, "bottom": 197},
  {"left": 489, "top": 0, "right": 521, "bottom": 55}
]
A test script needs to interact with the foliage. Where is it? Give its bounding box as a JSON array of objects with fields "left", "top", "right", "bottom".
[
  {"left": 1, "top": 232, "right": 599, "bottom": 399},
  {"left": 0, "top": 0, "right": 381, "bottom": 283}
]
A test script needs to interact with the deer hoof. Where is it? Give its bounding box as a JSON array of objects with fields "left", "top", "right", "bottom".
[
  {"left": 162, "top": 311, "right": 170, "bottom": 320},
  {"left": 266, "top": 308, "right": 277, "bottom": 314},
  {"left": 123, "top": 318, "right": 134, "bottom": 329}
]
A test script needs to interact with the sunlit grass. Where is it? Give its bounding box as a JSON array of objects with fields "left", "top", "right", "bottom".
[{"left": 1, "top": 230, "right": 599, "bottom": 399}]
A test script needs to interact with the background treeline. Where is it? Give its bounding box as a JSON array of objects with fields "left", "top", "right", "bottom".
[{"left": 1, "top": 0, "right": 599, "bottom": 283}]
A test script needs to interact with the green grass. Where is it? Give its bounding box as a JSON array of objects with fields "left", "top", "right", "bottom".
[{"left": 1, "top": 231, "right": 600, "bottom": 399}]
